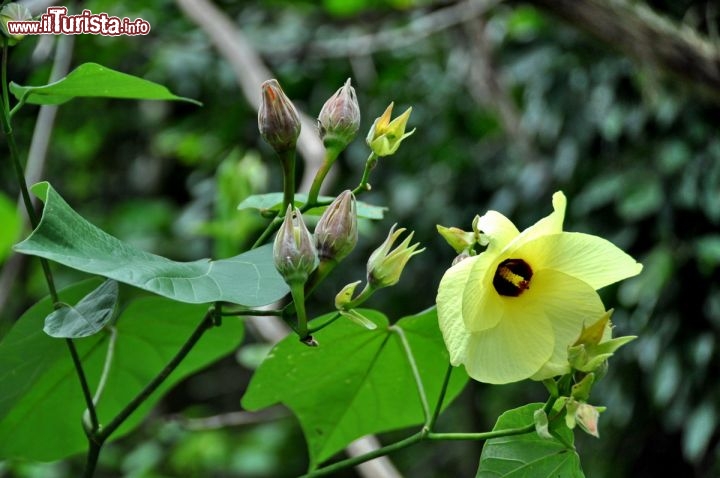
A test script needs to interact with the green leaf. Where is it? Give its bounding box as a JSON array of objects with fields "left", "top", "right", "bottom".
[
  {"left": 14, "top": 182, "right": 289, "bottom": 306},
  {"left": 242, "top": 307, "right": 468, "bottom": 469},
  {"left": 44, "top": 279, "right": 119, "bottom": 338},
  {"left": 477, "top": 403, "right": 584, "bottom": 478},
  {"left": 0, "top": 191, "right": 21, "bottom": 263},
  {"left": 10, "top": 62, "right": 201, "bottom": 106},
  {"left": 238, "top": 192, "right": 386, "bottom": 220},
  {"left": 0, "top": 281, "right": 244, "bottom": 461}
]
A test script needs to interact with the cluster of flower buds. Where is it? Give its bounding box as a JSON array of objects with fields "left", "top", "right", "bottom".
[{"left": 258, "top": 79, "right": 301, "bottom": 155}]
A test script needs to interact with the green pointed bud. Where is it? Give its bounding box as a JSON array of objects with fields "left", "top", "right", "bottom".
[
  {"left": 366, "top": 102, "right": 415, "bottom": 157},
  {"left": 335, "top": 280, "right": 362, "bottom": 310},
  {"left": 0, "top": 3, "right": 32, "bottom": 45},
  {"left": 367, "top": 224, "right": 424, "bottom": 289},
  {"left": 315, "top": 190, "right": 358, "bottom": 263},
  {"left": 533, "top": 408, "right": 553, "bottom": 440},
  {"left": 569, "top": 310, "right": 637, "bottom": 373},
  {"left": 273, "top": 205, "right": 318, "bottom": 284},
  {"left": 318, "top": 78, "right": 360, "bottom": 150},
  {"left": 437, "top": 225, "right": 476, "bottom": 254},
  {"left": 258, "top": 79, "right": 301, "bottom": 154}
]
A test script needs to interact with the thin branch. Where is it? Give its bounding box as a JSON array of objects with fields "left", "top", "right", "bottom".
[{"left": 523, "top": 0, "right": 720, "bottom": 101}]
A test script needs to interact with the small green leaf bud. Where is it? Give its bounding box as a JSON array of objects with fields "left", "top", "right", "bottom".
[
  {"left": 318, "top": 78, "right": 360, "bottom": 150},
  {"left": 315, "top": 190, "right": 358, "bottom": 263},
  {"left": 335, "top": 280, "right": 362, "bottom": 310},
  {"left": 366, "top": 102, "right": 415, "bottom": 157},
  {"left": 273, "top": 205, "right": 318, "bottom": 285},
  {"left": 437, "top": 224, "right": 476, "bottom": 254},
  {"left": 0, "top": 3, "right": 32, "bottom": 45},
  {"left": 366, "top": 224, "right": 424, "bottom": 289},
  {"left": 258, "top": 79, "right": 301, "bottom": 154}
]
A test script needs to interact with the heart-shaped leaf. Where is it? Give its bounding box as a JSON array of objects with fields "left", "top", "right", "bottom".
[
  {"left": 477, "top": 403, "right": 584, "bottom": 478},
  {"left": 14, "top": 182, "right": 289, "bottom": 307},
  {"left": 242, "top": 307, "right": 468, "bottom": 469}
]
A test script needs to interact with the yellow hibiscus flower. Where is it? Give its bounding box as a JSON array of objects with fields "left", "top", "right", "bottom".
[{"left": 436, "top": 192, "right": 642, "bottom": 384}]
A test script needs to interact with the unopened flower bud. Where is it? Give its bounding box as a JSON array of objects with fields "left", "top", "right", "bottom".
[
  {"left": 437, "top": 225, "right": 476, "bottom": 254},
  {"left": 318, "top": 78, "right": 360, "bottom": 150},
  {"left": 335, "top": 280, "right": 362, "bottom": 310},
  {"left": 0, "top": 3, "right": 32, "bottom": 45},
  {"left": 258, "top": 79, "right": 301, "bottom": 154},
  {"left": 366, "top": 102, "right": 415, "bottom": 157},
  {"left": 574, "top": 403, "right": 601, "bottom": 438},
  {"left": 315, "top": 190, "right": 358, "bottom": 262},
  {"left": 367, "top": 224, "right": 424, "bottom": 288},
  {"left": 273, "top": 205, "right": 318, "bottom": 284}
]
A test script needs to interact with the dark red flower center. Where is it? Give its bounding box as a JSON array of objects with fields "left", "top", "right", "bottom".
[{"left": 493, "top": 258, "right": 533, "bottom": 297}]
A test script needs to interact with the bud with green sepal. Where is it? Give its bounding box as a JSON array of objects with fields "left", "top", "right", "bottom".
[
  {"left": 273, "top": 205, "right": 318, "bottom": 343},
  {"left": 367, "top": 224, "right": 424, "bottom": 289},
  {"left": 318, "top": 78, "right": 360, "bottom": 151},
  {"left": 258, "top": 79, "right": 300, "bottom": 210},
  {"left": 315, "top": 190, "right": 358, "bottom": 263},
  {"left": 0, "top": 3, "right": 32, "bottom": 46},
  {"left": 366, "top": 102, "right": 415, "bottom": 157},
  {"left": 273, "top": 205, "right": 318, "bottom": 285},
  {"left": 437, "top": 224, "right": 477, "bottom": 254},
  {"left": 568, "top": 309, "right": 637, "bottom": 373}
]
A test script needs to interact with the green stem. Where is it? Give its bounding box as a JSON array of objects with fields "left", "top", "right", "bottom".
[
  {"left": 95, "top": 308, "right": 215, "bottom": 442},
  {"left": 307, "top": 312, "right": 341, "bottom": 335},
  {"left": 342, "top": 282, "right": 375, "bottom": 310},
  {"left": 251, "top": 216, "right": 282, "bottom": 249},
  {"left": 289, "top": 281, "right": 309, "bottom": 340},
  {"left": 428, "top": 363, "right": 453, "bottom": 430},
  {"left": 83, "top": 327, "right": 117, "bottom": 429},
  {"left": 391, "top": 326, "right": 430, "bottom": 423},
  {"left": 66, "top": 339, "right": 99, "bottom": 432},
  {"left": 305, "top": 148, "right": 340, "bottom": 208},
  {"left": 426, "top": 424, "right": 535, "bottom": 441},
  {"left": 301, "top": 431, "right": 425, "bottom": 478},
  {"left": 279, "top": 149, "right": 296, "bottom": 212},
  {"left": 83, "top": 440, "right": 101, "bottom": 478},
  {"left": 351, "top": 152, "right": 378, "bottom": 195},
  {"left": 304, "top": 259, "right": 337, "bottom": 297},
  {"left": 221, "top": 309, "right": 282, "bottom": 317}
]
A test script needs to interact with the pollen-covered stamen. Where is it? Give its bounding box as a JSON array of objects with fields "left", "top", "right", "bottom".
[{"left": 493, "top": 258, "right": 533, "bottom": 297}]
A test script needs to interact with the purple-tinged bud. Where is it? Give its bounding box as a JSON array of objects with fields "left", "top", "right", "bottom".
[
  {"left": 258, "top": 79, "right": 301, "bottom": 154},
  {"left": 273, "top": 205, "right": 318, "bottom": 285},
  {"left": 317, "top": 78, "right": 360, "bottom": 150},
  {"left": 367, "top": 224, "right": 424, "bottom": 289},
  {"left": 314, "top": 190, "right": 358, "bottom": 262}
]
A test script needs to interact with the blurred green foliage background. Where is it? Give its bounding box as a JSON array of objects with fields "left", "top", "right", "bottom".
[{"left": 1, "top": 0, "right": 719, "bottom": 476}]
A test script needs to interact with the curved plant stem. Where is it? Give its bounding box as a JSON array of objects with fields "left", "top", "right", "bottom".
[
  {"left": 428, "top": 363, "right": 453, "bottom": 430},
  {"left": 221, "top": 308, "right": 282, "bottom": 317},
  {"left": 289, "top": 282, "right": 309, "bottom": 340},
  {"left": 66, "top": 338, "right": 99, "bottom": 432},
  {"left": 304, "top": 147, "right": 340, "bottom": 208},
  {"left": 351, "top": 152, "right": 378, "bottom": 195},
  {"left": 82, "top": 306, "right": 218, "bottom": 477},
  {"left": 391, "top": 325, "right": 430, "bottom": 422},
  {"left": 279, "top": 149, "right": 296, "bottom": 211}
]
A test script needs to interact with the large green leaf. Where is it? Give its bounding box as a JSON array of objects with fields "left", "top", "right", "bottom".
[
  {"left": 10, "top": 62, "right": 200, "bottom": 105},
  {"left": 242, "top": 307, "right": 468, "bottom": 469},
  {"left": 238, "top": 192, "right": 386, "bottom": 220},
  {"left": 44, "top": 279, "right": 118, "bottom": 338},
  {"left": 0, "top": 281, "right": 244, "bottom": 461},
  {"left": 14, "top": 182, "right": 289, "bottom": 306},
  {"left": 477, "top": 403, "right": 584, "bottom": 478}
]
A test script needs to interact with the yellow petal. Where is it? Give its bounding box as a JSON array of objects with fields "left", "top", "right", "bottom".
[
  {"left": 508, "top": 191, "right": 566, "bottom": 252},
  {"left": 526, "top": 269, "right": 607, "bottom": 380},
  {"left": 437, "top": 255, "right": 477, "bottom": 365},
  {"left": 460, "top": 252, "right": 504, "bottom": 332},
  {"left": 474, "top": 210, "right": 519, "bottom": 254},
  {"left": 515, "top": 232, "right": 643, "bottom": 290},
  {"left": 463, "top": 296, "right": 554, "bottom": 384}
]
